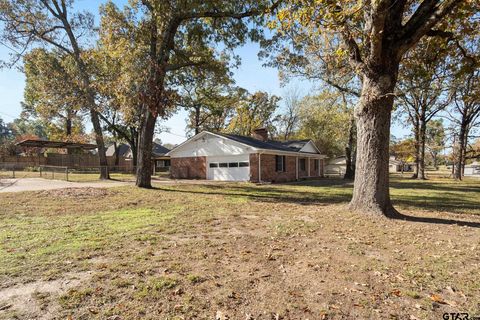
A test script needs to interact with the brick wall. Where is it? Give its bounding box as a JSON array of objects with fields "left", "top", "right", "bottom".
[
  {"left": 250, "top": 154, "right": 297, "bottom": 183},
  {"left": 249, "top": 154, "right": 259, "bottom": 182},
  {"left": 310, "top": 158, "right": 318, "bottom": 177},
  {"left": 298, "top": 157, "right": 308, "bottom": 178},
  {"left": 170, "top": 156, "right": 206, "bottom": 179}
]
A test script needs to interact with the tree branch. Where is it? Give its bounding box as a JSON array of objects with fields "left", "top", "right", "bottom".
[
  {"left": 323, "top": 78, "right": 360, "bottom": 97},
  {"left": 397, "top": 0, "right": 461, "bottom": 55},
  {"left": 340, "top": 28, "right": 366, "bottom": 74},
  {"left": 165, "top": 59, "right": 208, "bottom": 72},
  {"left": 177, "top": 1, "right": 282, "bottom": 21}
]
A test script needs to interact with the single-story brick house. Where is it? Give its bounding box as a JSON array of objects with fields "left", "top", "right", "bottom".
[{"left": 166, "top": 128, "right": 327, "bottom": 182}]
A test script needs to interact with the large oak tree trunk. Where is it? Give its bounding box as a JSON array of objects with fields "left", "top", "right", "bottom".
[
  {"left": 350, "top": 72, "right": 398, "bottom": 217},
  {"left": 136, "top": 108, "right": 157, "bottom": 188}
]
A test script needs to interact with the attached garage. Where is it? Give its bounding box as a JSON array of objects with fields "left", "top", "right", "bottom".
[{"left": 207, "top": 155, "right": 250, "bottom": 181}]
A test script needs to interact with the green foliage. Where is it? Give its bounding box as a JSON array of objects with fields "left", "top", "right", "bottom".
[
  {"left": 23, "top": 48, "right": 86, "bottom": 140},
  {"left": 0, "top": 117, "right": 13, "bottom": 141},
  {"left": 10, "top": 117, "right": 48, "bottom": 139},
  {"left": 226, "top": 91, "right": 280, "bottom": 137},
  {"left": 391, "top": 138, "right": 416, "bottom": 163},
  {"left": 177, "top": 65, "right": 237, "bottom": 135},
  {"left": 295, "top": 90, "right": 351, "bottom": 157},
  {"left": 426, "top": 119, "right": 446, "bottom": 165}
]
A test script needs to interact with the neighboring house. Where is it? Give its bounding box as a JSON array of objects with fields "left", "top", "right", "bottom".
[
  {"left": 325, "top": 156, "right": 347, "bottom": 176},
  {"left": 166, "top": 128, "right": 327, "bottom": 182},
  {"left": 106, "top": 141, "right": 171, "bottom": 172},
  {"left": 389, "top": 156, "right": 414, "bottom": 173},
  {"left": 152, "top": 143, "right": 171, "bottom": 172},
  {"left": 106, "top": 143, "right": 133, "bottom": 158},
  {"left": 464, "top": 161, "right": 480, "bottom": 176},
  {"left": 326, "top": 155, "right": 413, "bottom": 175}
]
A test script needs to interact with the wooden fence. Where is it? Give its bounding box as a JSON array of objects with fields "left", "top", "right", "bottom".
[{"left": 0, "top": 154, "right": 134, "bottom": 171}]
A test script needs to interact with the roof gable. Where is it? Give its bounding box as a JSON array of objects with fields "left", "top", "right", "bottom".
[
  {"left": 168, "top": 131, "right": 324, "bottom": 157},
  {"left": 299, "top": 140, "right": 321, "bottom": 154},
  {"left": 216, "top": 133, "right": 322, "bottom": 154},
  {"left": 166, "top": 131, "right": 253, "bottom": 157}
]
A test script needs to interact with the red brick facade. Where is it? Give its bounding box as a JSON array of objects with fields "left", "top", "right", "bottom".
[
  {"left": 249, "top": 153, "right": 324, "bottom": 183},
  {"left": 171, "top": 154, "right": 324, "bottom": 182},
  {"left": 170, "top": 156, "right": 206, "bottom": 179}
]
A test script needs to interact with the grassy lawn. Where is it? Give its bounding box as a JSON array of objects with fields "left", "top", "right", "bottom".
[{"left": 0, "top": 176, "right": 479, "bottom": 319}]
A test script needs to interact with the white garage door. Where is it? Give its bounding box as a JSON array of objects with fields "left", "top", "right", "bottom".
[{"left": 207, "top": 155, "right": 250, "bottom": 181}]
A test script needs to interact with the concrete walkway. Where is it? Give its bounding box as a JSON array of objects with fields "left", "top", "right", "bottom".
[{"left": 0, "top": 178, "right": 131, "bottom": 193}]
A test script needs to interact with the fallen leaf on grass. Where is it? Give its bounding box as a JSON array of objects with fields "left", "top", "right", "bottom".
[
  {"left": 430, "top": 294, "right": 446, "bottom": 304},
  {"left": 391, "top": 289, "right": 401, "bottom": 297}
]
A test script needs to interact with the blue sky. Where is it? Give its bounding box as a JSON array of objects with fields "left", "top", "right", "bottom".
[{"left": 0, "top": 0, "right": 409, "bottom": 145}]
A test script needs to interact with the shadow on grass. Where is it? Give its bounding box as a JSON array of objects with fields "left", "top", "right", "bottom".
[
  {"left": 153, "top": 180, "right": 352, "bottom": 206},
  {"left": 153, "top": 178, "right": 480, "bottom": 227},
  {"left": 391, "top": 212, "right": 480, "bottom": 228},
  {"left": 390, "top": 180, "right": 480, "bottom": 194}
]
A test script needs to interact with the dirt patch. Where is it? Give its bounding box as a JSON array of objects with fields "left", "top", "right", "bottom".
[
  {"left": 0, "top": 271, "right": 92, "bottom": 319},
  {"left": 37, "top": 187, "right": 112, "bottom": 199}
]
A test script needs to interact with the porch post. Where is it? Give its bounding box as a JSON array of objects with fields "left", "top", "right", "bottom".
[
  {"left": 318, "top": 158, "right": 320, "bottom": 176},
  {"left": 308, "top": 157, "right": 311, "bottom": 177},
  {"left": 296, "top": 156, "right": 299, "bottom": 180},
  {"left": 258, "top": 153, "right": 262, "bottom": 183}
]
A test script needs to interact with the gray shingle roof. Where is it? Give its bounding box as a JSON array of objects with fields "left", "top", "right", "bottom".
[
  {"left": 152, "top": 143, "right": 170, "bottom": 156},
  {"left": 106, "top": 143, "right": 131, "bottom": 157},
  {"left": 215, "top": 132, "right": 315, "bottom": 154},
  {"left": 106, "top": 142, "right": 170, "bottom": 157}
]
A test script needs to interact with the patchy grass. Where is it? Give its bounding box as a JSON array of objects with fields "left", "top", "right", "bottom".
[{"left": 0, "top": 176, "right": 479, "bottom": 319}]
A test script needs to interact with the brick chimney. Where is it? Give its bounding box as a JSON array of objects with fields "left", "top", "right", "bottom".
[{"left": 252, "top": 128, "right": 268, "bottom": 141}]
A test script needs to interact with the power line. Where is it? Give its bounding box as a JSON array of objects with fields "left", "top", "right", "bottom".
[
  {"left": 162, "top": 131, "right": 187, "bottom": 138},
  {"left": 0, "top": 110, "right": 19, "bottom": 119}
]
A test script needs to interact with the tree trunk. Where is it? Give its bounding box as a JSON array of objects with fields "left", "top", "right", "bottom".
[
  {"left": 455, "top": 124, "right": 467, "bottom": 180},
  {"left": 131, "top": 144, "right": 138, "bottom": 168},
  {"left": 66, "top": 116, "right": 72, "bottom": 155},
  {"left": 90, "top": 110, "right": 109, "bottom": 179},
  {"left": 431, "top": 151, "right": 438, "bottom": 170},
  {"left": 195, "top": 105, "right": 201, "bottom": 135},
  {"left": 136, "top": 107, "right": 157, "bottom": 188},
  {"left": 66, "top": 117, "right": 72, "bottom": 136},
  {"left": 412, "top": 121, "right": 419, "bottom": 179},
  {"left": 130, "top": 127, "right": 138, "bottom": 168},
  {"left": 417, "top": 120, "right": 427, "bottom": 179},
  {"left": 114, "top": 141, "right": 120, "bottom": 167},
  {"left": 344, "top": 116, "right": 355, "bottom": 180},
  {"left": 350, "top": 72, "right": 398, "bottom": 217}
]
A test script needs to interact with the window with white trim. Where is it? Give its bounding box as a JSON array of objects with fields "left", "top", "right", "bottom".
[{"left": 275, "top": 155, "right": 286, "bottom": 172}]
